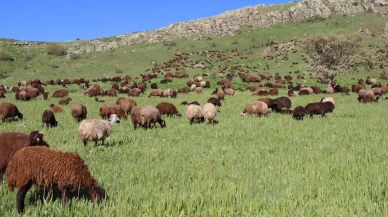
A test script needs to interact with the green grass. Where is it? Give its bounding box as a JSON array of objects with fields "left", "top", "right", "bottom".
[{"left": 0, "top": 86, "right": 388, "bottom": 216}]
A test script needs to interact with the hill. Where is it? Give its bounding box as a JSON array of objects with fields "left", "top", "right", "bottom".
[{"left": 0, "top": 0, "right": 387, "bottom": 86}]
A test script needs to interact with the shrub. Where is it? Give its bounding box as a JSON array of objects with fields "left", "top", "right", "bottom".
[
  {"left": 115, "top": 67, "right": 123, "bottom": 73},
  {"left": 46, "top": 43, "right": 67, "bottom": 56},
  {"left": 301, "top": 34, "right": 378, "bottom": 77},
  {"left": 69, "top": 53, "right": 81, "bottom": 60},
  {"left": 0, "top": 51, "right": 15, "bottom": 61}
]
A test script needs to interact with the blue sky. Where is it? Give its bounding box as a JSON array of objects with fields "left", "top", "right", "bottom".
[{"left": 1, "top": 0, "right": 295, "bottom": 42}]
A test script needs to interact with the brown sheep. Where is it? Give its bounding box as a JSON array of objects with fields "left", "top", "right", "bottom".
[
  {"left": 131, "top": 106, "right": 144, "bottom": 130},
  {"left": 272, "top": 97, "right": 292, "bottom": 113},
  {"left": 299, "top": 89, "right": 310, "bottom": 95},
  {"left": 292, "top": 106, "right": 306, "bottom": 120},
  {"left": 241, "top": 101, "right": 268, "bottom": 117},
  {"left": 305, "top": 102, "right": 335, "bottom": 118},
  {"left": 42, "top": 110, "right": 58, "bottom": 128},
  {"left": 177, "top": 87, "right": 190, "bottom": 94},
  {"left": 6, "top": 146, "right": 106, "bottom": 213},
  {"left": 50, "top": 104, "right": 64, "bottom": 113},
  {"left": 52, "top": 89, "right": 69, "bottom": 98},
  {"left": 116, "top": 97, "right": 137, "bottom": 115},
  {"left": 0, "top": 102, "right": 23, "bottom": 122},
  {"left": 104, "top": 88, "right": 117, "bottom": 97},
  {"left": 99, "top": 104, "right": 127, "bottom": 120},
  {"left": 207, "top": 97, "right": 222, "bottom": 107},
  {"left": 58, "top": 97, "right": 72, "bottom": 105},
  {"left": 72, "top": 104, "right": 88, "bottom": 122},
  {"left": 0, "top": 131, "right": 48, "bottom": 184},
  {"left": 223, "top": 88, "right": 235, "bottom": 96},
  {"left": 156, "top": 102, "right": 181, "bottom": 117},
  {"left": 217, "top": 90, "right": 225, "bottom": 100},
  {"left": 268, "top": 88, "right": 278, "bottom": 96},
  {"left": 42, "top": 92, "right": 49, "bottom": 100},
  {"left": 148, "top": 89, "right": 163, "bottom": 98},
  {"left": 129, "top": 88, "right": 141, "bottom": 97}
]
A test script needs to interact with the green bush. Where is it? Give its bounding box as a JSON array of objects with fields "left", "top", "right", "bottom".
[
  {"left": 46, "top": 43, "right": 67, "bottom": 56},
  {"left": 0, "top": 51, "right": 15, "bottom": 61}
]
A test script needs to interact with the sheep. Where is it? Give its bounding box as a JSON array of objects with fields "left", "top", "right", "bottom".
[
  {"left": 148, "top": 89, "right": 163, "bottom": 97},
  {"left": 223, "top": 88, "right": 235, "bottom": 96},
  {"left": 0, "top": 102, "right": 23, "bottom": 122},
  {"left": 79, "top": 114, "right": 120, "bottom": 146},
  {"left": 50, "top": 104, "right": 64, "bottom": 113},
  {"left": 185, "top": 104, "right": 204, "bottom": 125},
  {"left": 42, "top": 110, "right": 58, "bottom": 128},
  {"left": 105, "top": 88, "right": 117, "bottom": 97},
  {"left": 207, "top": 97, "right": 222, "bottom": 107},
  {"left": 201, "top": 103, "right": 217, "bottom": 124},
  {"left": 58, "top": 97, "right": 72, "bottom": 105},
  {"left": 217, "top": 90, "right": 225, "bottom": 100},
  {"left": 0, "top": 131, "right": 48, "bottom": 184},
  {"left": 240, "top": 101, "right": 268, "bottom": 117},
  {"left": 299, "top": 89, "right": 310, "bottom": 95},
  {"left": 177, "top": 87, "right": 190, "bottom": 94},
  {"left": 42, "top": 92, "right": 49, "bottom": 100},
  {"left": 162, "top": 88, "right": 177, "bottom": 98},
  {"left": 320, "top": 97, "right": 335, "bottom": 105},
  {"left": 268, "top": 88, "right": 278, "bottom": 96},
  {"left": 99, "top": 104, "right": 127, "bottom": 120},
  {"left": 6, "top": 146, "right": 106, "bottom": 213},
  {"left": 139, "top": 106, "right": 166, "bottom": 129},
  {"left": 272, "top": 97, "right": 292, "bottom": 113},
  {"left": 304, "top": 102, "right": 335, "bottom": 118},
  {"left": 52, "top": 89, "right": 69, "bottom": 98},
  {"left": 72, "top": 104, "right": 88, "bottom": 122},
  {"left": 116, "top": 97, "right": 137, "bottom": 115},
  {"left": 292, "top": 106, "right": 306, "bottom": 120},
  {"left": 131, "top": 106, "right": 144, "bottom": 130},
  {"left": 156, "top": 102, "right": 181, "bottom": 117}
]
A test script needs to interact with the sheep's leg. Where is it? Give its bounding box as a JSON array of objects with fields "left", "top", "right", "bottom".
[
  {"left": 0, "top": 169, "right": 4, "bottom": 184},
  {"left": 61, "top": 188, "right": 70, "bottom": 204},
  {"left": 17, "top": 181, "right": 32, "bottom": 213},
  {"left": 83, "top": 140, "right": 88, "bottom": 146}
]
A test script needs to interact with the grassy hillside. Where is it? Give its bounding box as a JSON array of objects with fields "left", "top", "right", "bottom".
[{"left": 0, "top": 13, "right": 387, "bottom": 87}]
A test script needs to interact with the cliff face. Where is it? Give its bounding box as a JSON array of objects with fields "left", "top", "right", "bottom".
[{"left": 6, "top": 0, "right": 388, "bottom": 52}]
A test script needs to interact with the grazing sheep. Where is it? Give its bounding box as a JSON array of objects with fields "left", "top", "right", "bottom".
[
  {"left": 6, "top": 146, "right": 106, "bottom": 213},
  {"left": 148, "top": 89, "right": 163, "bottom": 98},
  {"left": 156, "top": 102, "right": 181, "bottom": 117},
  {"left": 139, "top": 106, "right": 166, "bottom": 129},
  {"left": 177, "top": 87, "right": 190, "bottom": 94},
  {"left": 162, "top": 88, "right": 177, "bottom": 98},
  {"left": 0, "top": 102, "right": 23, "bottom": 122},
  {"left": 0, "top": 131, "right": 48, "bottom": 184},
  {"left": 130, "top": 106, "right": 144, "bottom": 130},
  {"left": 72, "top": 104, "right": 88, "bottom": 122},
  {"left": 50, "top": 104, "right": 64, "bottom": 113},
  {"left": 128, "top": 88, "right": 141, "bottom": 97},
  {"left": 79, "top": 114, "right": 120, "bottom": 146},
  {"left": 207, "top": 97, "right": 222, "bottom": 107},
  {"left": 240, "top": 101, "right": 268, "bottom": 117},
  {"left": 321, "top": 97, "right": 335, "bottom": 105},
  {"left": 217, "top": 90, "right": 225, "bottom": 100},
  {"left": 195, "top": 87, "right": 202, "bottom": 94},
  {"left": 42, "top": 110, "right": 58, "bottom": 128},
  {"left": 305, "top": 102, "right": 335, "bottom": 118},
  {"left": 58, "top": 97, "right": 72, "bottom": 105},
  {"left": 116, "top": 97, "right": 137, "bottom": 115},
  {"left": 201, "top": 103, "right": 217, "bottom": 124},
  {"left": 299, "top": 89, "right": 310, "bottom": 95},
  {"left": 105, "top": 88, "right": 117, "bottom": 97},
  {"left": 185, "top": 104, "right": 204, "bottom": 125},
  {"left": 272, "top": 97, "right": 292, "bottom": 113},
  {"left": 223, "top": 88, "right": 235, "bottom": 96},
  {"left": 52, "top": 89, "right": 69, "bottom": 98},
  {"left": 292, "top": 106, "right": 306, "bottom": 120},
  {"left": 99, "top": 104, "right": 127, "bottom": 120},
  {"left": 268, "top": 88, "right": 278, "bottom": 96}
]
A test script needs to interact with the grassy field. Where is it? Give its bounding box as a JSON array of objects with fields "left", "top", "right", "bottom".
[{"left": 0, "top": 84, "right": 388, "bottom": 216}]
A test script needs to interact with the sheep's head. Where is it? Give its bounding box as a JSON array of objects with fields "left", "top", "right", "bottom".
[
  {"left": 108, "top": 114, "right": 120, "bottom": 125},
  {"left": 26, "top": 131, "right": 49, "bottom": 147},
  {"left": 159, "top": 119, "right": 166, "bottom": 128},
  {"left": 89, "top": 186, "right": 107, "bottom": 203}
]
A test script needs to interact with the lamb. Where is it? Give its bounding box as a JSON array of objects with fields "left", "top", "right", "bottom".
[
  {"left": 207, "top": 97, "right": 222, "bottom": 107},
  {"left": 52, "top": 89, "right": 69, "bottom": 98},
  {"left": 99, "top": 104, "right": 127, "bottom": 120},
  {"left": 320, "top": 97, "right": 335, "bottom": 105},
  {"left": 240, "top": 101, "right": 268, "bottom": 117},
  {"left": 292, "top": 106, "right": 306, "bottom": 120},
  {"left": 72, "top": 103, "right": 88, "bottom": 122},
  {"left": 42, "top": 110, "right": 58, "bottom": 128},
  {"left": 185, "top": 104, "right": 204, "bottom": 125},
  {"left": 156, "top": 102, "right": 181, "bottom": 117},
  {"left": 201, "top": 103, "right": 217, "bottom": 124},
  {"left": 58, "top": 97, "right": 72, "bottom": 105},
  {"left": 0, "top": 131, "right": 48, "bottom": 184},
  {"left": 116, "top": 97, "right": 137, "bottom": 115},
  {"left": 0, "top": 102, "right": 23, "bottom": 122},
  {"left": 131, "top": 106, "right": 144, "bottom": 130},
  {"left": 6, "top": 146, "right": 106, "bottom": 213},
  {"left": 78, "top": 114, "right": 120, "bottom": 146},
  {"left": 139, "top": 106, "right": 166, "bottom": 129},
  {"left": 50, "top": 104, "right": 64, "bottom": 113}
]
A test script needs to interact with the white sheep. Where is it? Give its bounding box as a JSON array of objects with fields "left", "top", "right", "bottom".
[
  {"left": 78, "top": 114, "right": 120, "bottom": 146},
  {"left": 201, "top": 103, "right": 217, "bottom": 124},
  {"left": 185, "top": 104, "right": 203, "bottom": 125}
]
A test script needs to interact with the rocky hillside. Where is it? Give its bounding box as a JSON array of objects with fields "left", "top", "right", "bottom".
[{"left": 4, "top": 0, "right": 388, "bottom": 53}]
